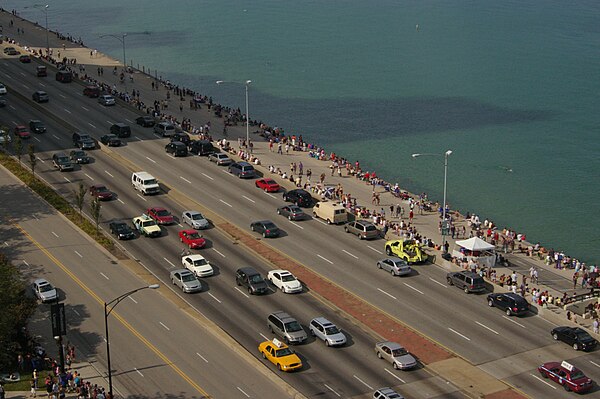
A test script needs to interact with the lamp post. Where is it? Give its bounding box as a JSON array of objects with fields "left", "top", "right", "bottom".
[
  {"left": 411, "top": 150, "right": 453, "bottom": 252},
  {"left": 216, "top": 79, "right": 252, "bottom": 145},
  {"left": 104, "top": 284, "right": 159, "bottom": 398},
  {"left": 100, "top": 33, "right": 127, "bottom": 68},
  {"left": 30, "top": 4, "right": 49, "bottom": 55}
]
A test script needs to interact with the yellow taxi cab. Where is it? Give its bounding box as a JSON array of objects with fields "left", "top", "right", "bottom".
[{"left": 258, "top": 338, "right": 302, "bottom": 372}]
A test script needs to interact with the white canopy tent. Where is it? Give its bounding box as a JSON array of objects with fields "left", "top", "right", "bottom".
[
  {"left": 455, "top": 237, "right": 495, "bottom": 251},
  {"left": 452, "top": 237, "right": 496, "bottom": 268}
]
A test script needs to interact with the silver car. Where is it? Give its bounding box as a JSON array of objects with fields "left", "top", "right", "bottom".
[
  {"left": 374, "top": 341, "right": 417, "bottom": 370},
  {"left": 98, "top": 94, "right": 116, "bottom": 106},
  {"left": 344, "top": 220, "right": 380, "bottom": 240},
  {"left": 32, "top": 278, "right": 58, "bottom": 303},
  {"left": 182, "top": 210, "right": 209, "bottom": 229},
  {"left": 208, "top": 152, "right": 232, "bottom": 165},
  {"left": 377, "top": 257, "right": 411, "bottom": 276},
  {"left": 170, "top": 269, "right": 202, "bottom": 293},
  {"left": 373, "top": 387, "right": 405, "bottom": 399},
  {"left": 309, "top": 317, "right": 346, "bottom": 347}
]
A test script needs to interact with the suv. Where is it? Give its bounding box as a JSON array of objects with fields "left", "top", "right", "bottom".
[
  {"left": 153, "top": 121, "right": 176, "bottom": 137},
  {"left": 36, "top": 66, "right": 47, "bottom": 77},
  {"left": 487, "top": 292, "right": 529, "bottom": 316},
  {"left": 165, "top": 141, "right": 188, "bottom": 157},
  {"left": 32, "top": 90, "right": 49, "bottom": 103},
  {"left": 189, "top": 139, "right": 215, "bottom": 155},
  {"left": 344, "top": 220, "right": 379, "bottom": 239},
  {"left": 235, "top": 267, "right": 268, "bottom": 295},
  {"left": 283, "top": 189, "right": 313, "bottom": 207},
  {"left": 29, "top": 120, "right": 46, "bottom": 134},
  {"left": 446, "top": 271, "right": 486, "bottom": 293},
  {"left": 267, "top": 311, "right": 307, "bottom": 344},
  {"left": 110, "top": 123, "right": 131, "bottom": 138},
  {"left": 72, "top": 132, "right": 96, "bottom": 150},
  {"left": 309, "top": 317, "right": 346, "bottom": 347},
  {"left": 52, "top": 152, "right": 73, "bottom": 171},
  {"left": 55, "top": 70, "right": 73, "bottom": 83},
  {"left": 228, "top": 161, "right": 256, "bottom": 178}
]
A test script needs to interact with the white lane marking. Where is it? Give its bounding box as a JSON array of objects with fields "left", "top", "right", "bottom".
[
  {"left": 377, "top": 288, "right": 397, "bottom": 300},
  {"left": 242, "top": 195, "right": 255, "bottom": 203},
  {"left": 208, "top": 292, "right": 222, "bottom": 303},
  {"left": 367, "top": 245, "right": 383, "bottom": 254},
  {"left": 476, "top": 321, "right": 499, "bottom": 335},
  {"left": 237, "top": 387, "right": 250, "bottom": 398},
  {"left": 535, "top": 316, "right": 559, "bottom": 327},
  {"left": 530, "top": 373, "right": 556, "bottom": 389},
  {"left": 84, "top": 173, "right": 94, "bottom": 181},
  {"left": 100, "top": 272, "right": 110, "bottom": 280},
  {"left": 52, "top": 134, "right": 61, "bottom": 140},
  {"left": 342, "top": 249, "right": 358, "bottom": 259},
  {"left": 134, "top": 136, "right": 142, "bottom": 141},
  {"left": 429, "top": 277, "right": 447, "bottom": 288},
  {"left": 106, "top": 120, "right": 113, "bottom": 125},
  {"left": 63, "top": 108, "right": 72, "bottom": 114},
  {"left": 288, "top": 220, "right": 304, "bottom": 229},
  {"left": 259, "top": 333, "right": 269, "bottom": 341},
  {"left": 21, "top": 83, "right": 30, "bottom": 89},
  {"left": 502, "top": 315, "right": 526, "bottom": 328},
  {"left": 384, "top": 368, "right": 406, "bottom": 383},
  {"left": 105, "top": 170, "right": 114, "bottom": 178},
  {"left": 129, "top": 296, "right": 138, "bottom": 304},
  {"left": 153, "top": 133, "right": 162, "bottom": 139},
  {"left": 163, "top": 257, "right": 176, "bottom": 268},
  {"left": 125, "top": 118, "right": 132, "bottom": 123},
  {"left": 177, "top": 223, "right": 183, "bottom": 228},
  {"left": 448, "top": 327, "right": 471, "bottom": 341},
  {"left": 196, "top": 353, "right": 209, "bottom": 363},
  {"left": 262, "top": 191, "right": 276, "bottom": 199},
  {"left": 81, "top": 106, "right": 89, "bottom": 111},
  {"left": 201, "top": 172, "right": 213, "bottom": 180},
  {"left": 34, "top": 137, "right": 41, "bottom": 143},
  {"left": 9, "top": 105, "right": 16, "bottom": 110},
  {"left": 36, "top": 156, "right": 44, "bottom": 162},
  {"left": 136, "top": 194, "right": 147, "bottom": 202},
  {"left": 4, "top": 242, "right": 7, "bottom": 246},
  {"left": 212, "top": 248, "right": 226, "bottom": 258},
  {"left": 117, "top": 199, "right": 125, "bottom": 204},
  {"left": 590, "top": 361, "right": 600, "bottom": 368},
  {"left": 59, "top": 94, "right": 66, "bottom": 99},
  {"left": 324, "top": 384, "right": 341, "bottom": 397},
  {"left": 23, "top": 260, "right": 30, "bottom": 266},
  {"left": 88, "top": 122, "right": 96, "bottom": 129},
  {"left": 180, "top": 176, "right": 191, "bottom": 184},
  {"left": 146, "top": 156, "right": 156, "bottom": 163},
  {"left": 234, "top": 287, "right": 250, "bottom": 298},
  {"left": 51, "top": 231, "right": 59, "bottom": 238},
  {"left": 221, "top": 169, "right": 231, "bottom": 175},
  {"left": 352, "top": 375, "right": 373, "bottom": 390},
  {"left": 134, "top": 368, "right": 144, "bottom": 377},
  {"left": 74, "top": 250, "right": 83, "bottom": 258},
  {"left": 316, "top": 219, "right": 328, "bottom": 226},
  {"left": 159, "top": 322, "right": 170, "bottom": 331},
  {"left": 317, "top": 254, "right": 333, "bottom": 264},
  {"left": 403, "top": 282, "right": 424, "bottom": 295},
  {"left": 64, "top": 177, "right": 71, "bottom": 183},
  {"left": 72, "top": 309, "right": 80, "bottom": 316},
  {"left": 39, "top": 83, "right": 46, "bottom": 87},
  {"left": 219, "top": 199, "right": 232, "bottom": 207}
]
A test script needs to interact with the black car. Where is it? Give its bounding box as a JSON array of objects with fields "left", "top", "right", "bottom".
[
  {"left": 189, "top": 139, "right": 215, "bottom": 156},
  {"left": 250, "top": 220, "right": 280, "bottom": 238},
  {"left": 100, "top": 134, "right": 121, "bottom": 147},
  {"left": 165, "top": 141, "right": 188, "bottom": 157},
  {"left": 171, "top": 132, "right": 191, "bottom": 145},
  {"left": 29, "top": 120, "right": 46, "bottom": 134},
  {"left": 110, "top": 123, "right": 131, "bottom": 138},
  {"left": 136, "top": 116, "right": 156, "bottom": 127},
  {"left": 283, "top": 189, "right": 314, "bottom": 207},
  {"left": 551, "top": 326, "right": 597, "bottom": 351},
  {"left": 69, "top": 150, "right": 90, "bottom": 164},
  {"left": 276, "top": 205, "right": 306, "bottom": 221},
  {"left": 109, "top": 221, "right": 135, "bottom": 240},
  {"left": 72, "top": 132, "right": 96, "bottom": 150},
  {"left": 235, "top": 267, "right": 268, "bottom": 295},
  {"left": 446, "top": 271, "right": 487, "bottom": 294},
  {"left": 487, "top": 292, "right": 529, "bottom": 316}
]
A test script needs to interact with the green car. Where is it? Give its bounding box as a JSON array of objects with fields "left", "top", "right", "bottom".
[{"left": 384, "top": 239, "right": 428, "bottom": 264}]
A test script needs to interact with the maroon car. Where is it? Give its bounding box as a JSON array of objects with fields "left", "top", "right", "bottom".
[
  {"left": 89, "top": 184, "right": 113, "bottom": 200},
  {"left": 537, "top": 361, "right": 594, "bottom": 393},
  {"left": 13, "top": 125, "right": 31, "bottom": 139},
  {"left": 146, "top": 207, "right": 174, "bottom": 225}
]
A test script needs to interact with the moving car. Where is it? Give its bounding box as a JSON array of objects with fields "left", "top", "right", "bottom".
[
  {"left": 109, "top": 123, "right": 131, "bottom": 138},
  {"left": 188, "top": 139, "right": 214, "bottom": 155},
  {"left": 32, "top": 90, "right": 49, "bottom": 103},
  {"left": 72, "top": 132, "right": 96, "bottom": 150},
  {"left": 344, "top": 220, "right": 379, "bottom": 239},
  {"left": 181, "top": 210, "right": 209, "bottom": 230},
  {"left": 250, "top": 220, "right": 280, "bottom": 238},
  {"left": 276, "top": 205, "right": 306, "bottom": 221},
  {"left": 373, "top": 388, "right": 405, "bottom": 399},
  {"left": 208, "top": 152, "right": 232, "bottom": 165},
  {"left": 228, "top": 161, "right": 256, "bottom": 178},
  {"left": 36, "top": 66, "right": 47, "bottom": 77},
  {"left": 83, "top": 85, "right": 100, "bottom": 98},
  {"left": 537, "top": 361, "right": 594, "bottom": 393},
  {"left": 32, "top": 279, "right": 58, "bottom": 303},
  {"left": 235, "top": 267, "right": 268, "bottom": 295},
  {"left": 98, "top": 94, "right": 116, "bottom": 106},
  {"left": 384, "top": 239, "right": 428, "bottom": 264},
  {"left": 255, "top": 178, "right": 280, "bottom": 192},
  {"left": 146, "top": 207, "right": 174, "bottom": 225},
  {"left": 0, "top": 129, "right": 11, "bottom": 145},
  {"left": 551, "top": 326, "right": 597, "bottom": 351},
  {"left": 283, "top": 189, "right": 313, "bottom": 207},
  {"left": 487, "top": 292, "right": 529, "bottom": 316},
  {"left": 171, "top": 132, "right": 191, "bottom": 145},
  {"left": 165, "top": 141, "right": 188, "bottom": 157},
  {"left": 89, "top": 184, "right": 113, "bottom": 200},
  {"left": 69, "top": 150, "right": 90, "bottom": 164},
  {"left": 109, "top": 221, "right": 135, "bottom": 240},
  {"left": 267, "top": 311, "right": 308, "bottom": 344},
  {"left": 309, "top": 317, "right": 346, "bottom": 347},
  {"left": 55, "top": 70, "right": 72, "bottom": 82},
  {"left": 267, "top": 270, "right": 302, "bottom": 294},
  {"left": 446, "top": 271, "right": 486, "bottom": 294},
  {"left": 99, "top": 134, "right": 121, "bottom": 147},
  {"left": 131, "top": 171, "right": 160, "bottom": 195},
  {"left": 19, "top": 54, "right": 31, "bottom": 63},
  {"left": 132, "top": 214, "right": 161, "bottom": 237},
  {"left": 52, "top": 152, "right": 73, "bottom": 171},
  {"left": 182, "top": 254, "right": 214, "bottom": 277},
  {"left": 258, "top": 338, "right": 302, "bottom": 372},
  {"left": 377, "top": 257, "right": 412, "bottom": 276},
  {"left": 170, "top": 269, "right": 202, "bottom": 293},
  {"left": 29, "top": 120, "right": 46, "bottom": 134},
  {"left": 135, "top": 115, "right": 155, "bottom": 127},
  {"left": 312, "top": 201, "right": 348, "bottom": 225},
  {"left": 178, "top": 229, "right": 206, "bottom": 249},
  {"left": 0, "top": 83, "right": 7, "bottom": 95},
  {"left": 13, "top": 125, "right": 31, "bottom": 139},
  {"left": 374, "top": 341, "right": 417, "bottom": 370}
]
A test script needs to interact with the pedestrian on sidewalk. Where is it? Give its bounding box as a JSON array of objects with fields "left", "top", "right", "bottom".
[
  {"left": 30, "top": 380, "right": 36, "bottom": 397},
  {"left": 573, "top": 272, "right": 579, "bottom": 289},
  {"left": 593, "top": 318, "right": 599, "bottom": 334}
]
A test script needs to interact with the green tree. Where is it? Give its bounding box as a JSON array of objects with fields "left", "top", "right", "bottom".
[
  {"left": 28, "top": 144, "right": 37, "bottom": 176},
  {"left": 90, "top": 197, "right": 102, "bottom": 233},
  {"left": 73, "top": 183, "right": 86, "bottom": 218},
  {"left": 14, "top": 135, "right": 22, "bottom": 164}
]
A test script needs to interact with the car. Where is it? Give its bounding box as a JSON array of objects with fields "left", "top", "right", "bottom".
[
  {"left": 255, "top": 178, "right": 280, "bottom": 192},
  {"left": 178, "top": 229, "right": 206, "bottom": 249},
  {"left": 52, "top": 152, "right": 73, "bottom": 171},
  {"left": 146, "top": 207, "right": 174, "bottom": 225},
  {"left": 309, "top": 317, "right": 346, "bottom": 347},
  {"left": 235, "top": 267, "right": 268, "bottom": 295},
  {"left": 228, "top": 161, "right": 256, "bottom": 178},
  {"left": 487, "top": 292, "right": 529, "bottom": 316},
  {"left": 181, "top": 254, "right": 214, "bottom": 277},
  {"left": 36, "top": 66, "right": 47, "bottom": 77},
  {"left": 132, "top": 214, "right": 162, "bottom": 237},
  {"left": 551, "top": 326, "right": 598, "bottom": 351},
  {"left": 0, "top": 98, "right": 5, "bottom": 107},
  {"left": 267, "top": 270, "right": 302, "bottom": 293},
  {"left": 69, "top": 150, "right": 90, "bottom": 164},
  {"left": 32, "top": 90, "right": 49, "bottom": 103},
  {"left": 98, "top": 94, "right": 116, "bottom": 106},
  {"left": 99, "top": 134, "right": 121, "bottom": 147},
  {"left": 89, "top": 184, "right": 113, "bottom": 200},
  {"left": 19, "top": 54, "right": 32, "bottom": 63},
  {"left": 344, "top": 220, "right": 380, "bottom": 240},
  {"left": 537, "top": 361, "right": 594, "bottom": 393},
  {"left": 373, "top": 387, "right": 405, "bottom": 399},
  {"left": 110, "top": 123, "right": 131, "bottom": 138},
  {"left": 276, "top": 205, "right": 306, "bottom": 221},
  {"left": 165, "top": 141, "right": 188, "bottom": 157},
  {"left": 4, "top": 47, "right": 19, "bottom": 55},
  {"left": 384, "top": 239, "right": 428, "bottom": 264},
  {"left": 32, "top": 279, "right": 58, "bottom": 303},
  {"left": 188, "top": 139, "right": 215, "bottom": 156},
  {"left": 446, "top": 271, "right": 486, "bottom": 293},
  {"left": 0, "top": 83, "right": 7, "bottom": 95},
  {"left": 13, "top": 125, "right": 31, "bottom": 139},
  {"left": 258, "top": 338, "right": 302, "bottom": 372},
  {"left": 153, "top": 121, "right": 176, "bottom": 137},
  {"left": 135, "top": 115, "right": 156, "bottom": 127},
  {"left": 28, "top": 120, "right": 46, "bottom": 134},
  {"left": 181, "top": 210, "right": 209, "bottom": 230},
  {"left": 374, "top": 341, "right": 417, "bottom": 370},
  {"left": 109, "top": 221, "right": 135, "bottom": 240},
  {"left": 250, "top": 220, "right": 280, "bottom": 238},
  {"left": 208, "top": 152, "right": 232, "bottom": 165},
  {"left": 72, "top": 132, "right": 96, "bottom": 150},
  {"left": 170, "top": 269, "right": 202, "bottom": 293},
  {"left": 83, "top": 85, "right": 100, "bottom": 98},
  {"left": 377, "top": 257, "right": 412, "bottom": 276},
  {"left": 283, "top": 189, "right": 314, "bottom": 207},
  {"left": 171, "top": 132, "right": 191, "bottom": 145},
  {"left": 55, "top": 71, "right": 73, "bottom": 83},
  {"left": 267, "top": 311, "right": 308, "bottom": 344},
  {"left": 0, "top": 129, "right": 12, "bottom": 145}
]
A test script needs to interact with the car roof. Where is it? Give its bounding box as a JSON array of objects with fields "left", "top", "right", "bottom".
[
  {"left": 186, "top": 254, "right": 206, "bottom": 260},
  {"left": 150, "top": 206, "right": 167, "bottom": 211},
  {"left": 33, "top": 278, "right": 50, "bottom": 285},
  {"left": 171, "top": 268, "right": 193, "bottom": 276},
  {"left": 378, "top": 341, "right": 403, "bottom": 350},
  {"left": 238, "top": 266, "right": 259, "bottom": 275},
  {"left": 180, "top": 229, "right": 198, "bottom": 234},
  {"left": 91, "top": 184, "right": 106, "bottom": 189},
  {"left": 312, "top": 316, "right": 334, "bottom": 326},
  {"left": 184, "top": 210, "right": 202, "bottom": 216},
  {"left": 384, "top": 257, "right": 407, "bottom": 263}
]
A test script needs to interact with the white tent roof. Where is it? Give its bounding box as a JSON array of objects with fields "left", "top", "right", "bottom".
[{"left": 455, "top": 237, "right": 495, "bottom": 251}]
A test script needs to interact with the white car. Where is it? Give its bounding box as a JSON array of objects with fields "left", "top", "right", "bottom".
[
  {"left": 181, "top": 210, "right": 209, "bottom": 229},
  {"left": 181, "top": 254, "right": 214, "bottom": 277},
  {"left": 267, "top": 269, "right": 302, "bottom": 293},
  {"left": 32, "top": 278, "right": 58, "bottom": 303},
  {"left": 0, "top": 83, "right": 7, "bottom": 95}
]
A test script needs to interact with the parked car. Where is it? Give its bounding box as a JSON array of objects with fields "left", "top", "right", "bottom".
[
  {"left": 171, "top": 132, "right": 191, "bottom": 145},
  {"left": 537, "top": 361, "right": 594, "bottom": 393},
  {"left": 89, "top": 184, "right": 113, "bottom": 200},
  {"left": 235, "top": 267, "right": 268, "bottom": 295},
  {"left": 309, "top": 317, "right": 346, "bottom": 347},
  {"left": 99, "top": 134, "right": 121, "bottom": 147},
  {"left": 182, "top": 254, "right": 214, "bottom": 277},
  {"left": 258, "top": 338, "right": 302, "bottom": 372},
  {"left": 165, "top": 141, "right": 188, "bottom": 157},
  {"left": 228, "top": 161, "right": 256, "bottom": 178},
  {"left": 182, "top": 210, "right": 209, "bottom": 230},
  {"left": 170, "top": 269, "right": 202, "bottom": 293},
  {"left": 487, "top": 292, "right": 529, "bottom": 316},
  {"left": 250, "top": 220, "right": 280, "bottom": 238},
  {"left": 377, "top": 257, "right": 411, "bottom": 276},
  {"left": 267, "top": 270, "right": 302, "bottom": 293},
  {"left": 98, "top": 94, "right": 116, "bottom": 106},
  {"left": 52, "top": 152, "right": 73, "bottom": 171},
  {"left": 135, "top": 115, "right": 155, "bottom": 127},
  {"left": 29, "top": 120, "right": 46, "bottom": 134},
  {"left": 255, "top": 178, "right": 280, "bottom": 192},
  {"left": 446, "top": 271, "right": 486, "bottom": 294},
  {"left": 283, "top": 189, "right": 313, "bottom": 207},
  {"left": 276, "top": 205, "right": 306, "bottom": 221},
  {"left": 178, "top": 229, "right": 206, "bottom": 249},
  {"left": 3, "top": 47, "right": 18, "bottom": 55},
  {"left": 384, "top": 239, "right": 428, "bottom": 264},
  {"left": 32, "top": 90, "right": 49, "bottom": 103},
  {"left": 109, "top": 221, "right": 135, "bottom": 240},
  {"left": 69, "top": 150, "right": 90, "bottom": 164},
  {"left": 208, "top": 152, "right": 232, "bottom": 165},
  {"left": 153, "top": 121, "right": 175, "bottom": 137},
  {"left": 55, "top": 70, "right": 72, "bottom": 82},
  {"left": 344, "top": 220, "right": 380, "bottom": 240},
  {"left": 32, "top": 279, "right": 58, "bottom": 303},
  {"left": 0, "top": 129, "right": 11, "bottom": 145},
  {"left": 373, "top": 388, "right": 405, "bottom": 399},
  {"left": 374, "top": 341, "right": 417, "bottom": 370},
  {"left": 72, "top": 132, "right": 96, "bottom": 150},
  {"left": 13, "top": 125, "right": 31, "bottom": 139},
  {"left": 551, "top": 326, "right": 598, "bottom": 351}
]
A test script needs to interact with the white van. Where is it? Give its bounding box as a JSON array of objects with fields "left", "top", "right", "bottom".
[
  {"left": 131, "top": 171, "right": 160, "bottom": 195},
  {"left": 312, "top": 201, "right": 348, "bottom": 225}
]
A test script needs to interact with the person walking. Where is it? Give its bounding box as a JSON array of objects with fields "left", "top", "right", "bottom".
[{"left": 593, "top": 318, "right": 599, "bottom": 334}]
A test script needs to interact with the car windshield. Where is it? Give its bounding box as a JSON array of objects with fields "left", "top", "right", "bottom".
[
  {"left": 188, "top": 232, "right": 201, "bottom": 239},
  {"left": 249, "top": 274, "right": 263, "bottom": 284},
  {"left": 285, "top": 321, "right": 303, "bottom": 332},
  {"left": 275, "top": 348, "right": 293, "bottom": 357},
  {"left": 575, "top": 331, "right": 592, "bottom": 340},
  {"left": 144, "top": 179, "right": 157, "bottom": 185},
  {"left": 193, "top": 259, "right": 208, "bottom": 266},
  {"left": 95, "top": 186, "right": 109, "bottom": 192},
  {"left": 114, "top": 223, "right": 126, "bottom": 231},
  {"left": 570, "top": 370, "right": 585, "bottom": 380},
  {"left": 281, "top": 275, "right": 295, "bottom": 282},
  {"left": 365, "top": 225, "right": 377, "bottom": 231},
  {"left": 217, "top": 154, "right": 227, "bottom": 159},
  {"left": 391, "top": 348, "right": 408, "bottom": 356},
  {"left": 191, "top": 213, "right": 204, "bottom": 220},
  {"left": 264, "top": 222, "right": 277, "bottom": 229},
  {"left": 264, "top": 179, "right": 276, "bottom": 184},
  {"left": 58, "top": 157, "right": 69, "bottom": 163},
  {"left": 289, "top": 206, "right": 302, "bottom": 213},
  {"left": 142, "top": 220, "right": 156, "bottom": 226},
  {"left": 39, "top": 284, "right": 53, "bottom": 293},
  {"left": 72, "top": 151, "right": 85, "bottom": 157},
  {"left": 325, "top": 326, "right": 340, "bottom": 335},
  {"left": 156, "top": 210, "right": 170, "bottom": 217},
  {"left": 181, "top": 274, "right": 196, "bottom": 282}
]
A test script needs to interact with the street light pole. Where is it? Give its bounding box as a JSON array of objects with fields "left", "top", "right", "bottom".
[
  {"left": 99, "top": 33, "right": 127, "bottom": 68},
  {"left": 31, "top": 4, "right": 49, "bottom": 55},
  {"left": 216, "top": 79, "right": 252, "bottom": 145},
  {"left": 104, "top": 284, "right": 159, "bottom": 398}
]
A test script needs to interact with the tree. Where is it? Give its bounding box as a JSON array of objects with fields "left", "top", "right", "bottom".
[
  {"left": 14, "top": 135, "right": 22, "bottom": 164},
  {"left": 90, "top": 197, "right": 102, "bottom": 233},
  {"left": 28, "top": 144, "right": 37, "bottom": 176},
  {"left": 73, "top": 183, "right": 86, "bottom": 218}
]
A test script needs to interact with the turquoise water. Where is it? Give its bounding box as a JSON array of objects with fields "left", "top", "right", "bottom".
[{"left": 11, "top": 0, "right": 600, "bottom": 264}]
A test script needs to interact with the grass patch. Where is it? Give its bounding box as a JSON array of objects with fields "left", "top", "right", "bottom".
[{"left": 3, "top": 369, "right": 52, "bottom": 391}]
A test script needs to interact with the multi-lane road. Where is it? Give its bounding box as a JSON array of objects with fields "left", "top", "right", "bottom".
[{"left": 2, "top": 52, "right": 600, "bottom": 398}]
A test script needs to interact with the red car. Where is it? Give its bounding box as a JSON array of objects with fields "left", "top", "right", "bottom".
[
  {"left": 89, "top": 184, "right": 113, "bottom": 200},
  {"left": 255, "top": 178, "right": 280, "bottom": 192},
  {"left": 19, "top": 55, "right": 31, "bottom": 63},
  {"left": 537, "top": 361, "right": 594, "bottom": 393},
  {"left": 179, "top": 229, "right": 206, "bottom": 249},
  {"left": 146, "top": 207, "right": 174, "bottom": 225},
  {"left": 14, "top": 125, "right": 31, "bottom": 139}
]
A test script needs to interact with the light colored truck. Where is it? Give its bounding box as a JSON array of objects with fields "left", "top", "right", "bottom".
[
  {"left": 132, "top": 214, "right": 162, "bottom": 237},
  {"left": 312, "top": 201, "right": 349, "bottom": 225}
]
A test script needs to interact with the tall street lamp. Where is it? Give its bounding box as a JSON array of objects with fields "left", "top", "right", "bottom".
[
  {"left": 216, "top": 79, "right": 252, "bottom": 145},
  {"left": 411, "top": 150, "right": 453, "bottom": 252},
  {"left": 29, "top": 4, "right": 49, "bottom": 55},
  {"left": 104, "top": 284, "right": 159, "bottom": 398},
  {"left": 100, "top": 33, "right": 127, "bottom": 68}
]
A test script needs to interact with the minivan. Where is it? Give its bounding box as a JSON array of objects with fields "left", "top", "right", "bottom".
[
  {"left": 55, "top": 70, "right": 73, "bottom": 83},
  {"left": 32, "top": 90, "right": 49, "bottom": 103},
  {"left": 447, "top": 271, "right": 487, "bottom": 294},
  {"left": 52, "top": 152, "right": 73, "bottom": 171},
  {"left": 228, "top": 162, "right": 256, "bottom": 178},
  {"left": 153, "top": 122, "right": 176, "bottom": 137},
  {"left": 72, "top": 132, "right": 96, "bottom": 150},
  {"left": 131, "top": 171, "right": 160, "bottom": 195},
  {"left": 165, "top": 141, "right": 188, "bottom": 157},
  {"left": 188, "top": 139, "right": 215, "bottom": 156},
  {"left": 110, "top": 123, "right": 131, "bottom": 138},
  {"left": 312, "top": 201, "right": 349, "bottom": 224},
  {"left": 235, "top": 267, "right": 268, "bottom": 295},
  {"left": 267, "top": 311, "right": 308, "bottom": 344},
  {"left": 344, "top": 220, "right": 380, "bottom": 239}
]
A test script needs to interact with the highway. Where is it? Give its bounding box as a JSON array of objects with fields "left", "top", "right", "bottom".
[{"left": 2, "top": 52, "right": 600, "bottom": 398}]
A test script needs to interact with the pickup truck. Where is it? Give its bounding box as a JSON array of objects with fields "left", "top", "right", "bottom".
[{"left": 132, "top": 214, "right": 162, "bottom": 237}]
